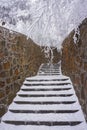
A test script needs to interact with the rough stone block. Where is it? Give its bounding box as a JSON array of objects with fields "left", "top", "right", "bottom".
[
  {"left": 6, "top": 86, "right": 10, "bottom": 95},
  {"left": 84, "top": 62, "right": 87, "bottom": 71},
  {"left": 81, "top": 72, "right": 86, "bottom": 85},
  {"left": 0, "top": 71, "right": 6, "bottom": 78},
  {"left": 0, "top": 81, "right": 5, "bottom": 88},
  {"left": 0, "top": 64, "right": 3, "bottom": 70},
  {"left": 74, "top": 75, "right": 81, "bottom": 87},
  {"left": 0, "top": 90, "right": 5, "bottom": 99},
  {"left": 3, "top": 61, "right": 10, "bottom": 70},
  {"left": 85, "top": 79, "right": 87, "bottom": 92},
  {"left": 6, "top": 78, "right": 11, "bottom": 84},
  {"left": 0, "top": 40, "right": 5, "bottom": 51},
  {"left": 14, "top": 68, "right": 19, "bottom": 75},
  {"left": 0, "top": 52, "right": 4, "bottom": 59}
]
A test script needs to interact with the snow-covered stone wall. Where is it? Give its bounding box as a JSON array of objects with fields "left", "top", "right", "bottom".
[
  {"left": 0, "top": 26, "right": 61, "bottom": 118},
  {"left": 0, "top": 26, "right": 46, "bottom": 117},
  {"left": 62, "top": 18, "right": 87, "bottom": 121}
]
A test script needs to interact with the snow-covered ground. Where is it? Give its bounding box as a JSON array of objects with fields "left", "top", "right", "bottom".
[{"left": 0, "top": 63, "right": 87, "bottom": 130}]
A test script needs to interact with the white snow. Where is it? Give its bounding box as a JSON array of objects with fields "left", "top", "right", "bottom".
[
  {"left": 13, "top": 95, "right": 76, "bottom": 102},
  {"left": 0, "top": 122, "right": 87, "bottom": 130},
  {"left": 17, "top": 89, "right": 74, "bottom": 95},
  {"left": 2, "top": 111, "right": 85, "bottom": 122},
  {"left": 21, "top": 84, "right": 72, "bottom": 89},
  {"left": 0, "top": 0, "right": 87, "bottom": 48},
  {"left": 26, "top": 75, "right": 69, "bottom": 80},
  {"left": 9, "top": 103, "right": 80, "bottom": 111},
  {"left": 23, "top": 80, "right": 71, "bottom": 84}
]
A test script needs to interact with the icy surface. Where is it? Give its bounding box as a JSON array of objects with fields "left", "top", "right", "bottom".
[{"left": 0, "top": 0, "right": 87, "bottom": 48}]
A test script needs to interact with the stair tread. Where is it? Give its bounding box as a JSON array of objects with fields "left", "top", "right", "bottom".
[
  {"left": 17, "top": 89, "right": 75, "bottom": 95},
  {"left": 3, "top": 120, "right": 82, "bottom": 126},
  {"left": 14, "top": 95, "right": 76, "bottom": 102},
  {"left": 9, "top": 102, "right": 80, "bottom": 110},
  {"left": 2, "top": 111, "right": 84, "bottom": 122}
]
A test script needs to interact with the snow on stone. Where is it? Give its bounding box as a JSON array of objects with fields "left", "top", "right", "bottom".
[
  {"left": 17, "top": 89, "right": 74, "bottom": 95},
  {"left": 9, "top": 103, "right": 80, "bottom": 111},
  {"left": 21, "top": 84, "right": 73, "bottom": 89},
  {"left": 2, "top": 111, "right": 85, "bottom": 122}
]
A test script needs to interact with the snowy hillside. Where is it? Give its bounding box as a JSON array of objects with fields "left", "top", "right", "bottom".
[{"left": 0, "top": 0, "right": 87, "bottom": 48}]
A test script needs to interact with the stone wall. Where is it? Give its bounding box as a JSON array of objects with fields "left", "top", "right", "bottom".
[
  {"left": 62, "top": 18, "right": 87, "bottom": 121},
  {"left": 0, "top": 26, "right": 47, "bottom": 117},
  {"left": 0, "top": 26, "right": 61, "bottom": 118}
]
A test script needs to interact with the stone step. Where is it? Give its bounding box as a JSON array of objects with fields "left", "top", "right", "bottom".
[
  {"left": 22, "top": 87, "right": 71, "bottom": 91},
  {"left": 39, "top": 73, "right": 60, "bottom": 76},
  {"left": 38, "top": 72, "right": 61, "bottom": 74},
  {"left": 23, "top": 83, "right": 71, "bottom": 86},
  {"left": 17, "top": 89, "right": 74, "bottom": 95},
  {"left": 18, "top": 94, "right": 73, "bottom": 97},
  {"left": 39, "top": 71, "right": 60, "bottom": 73},
  {"left": 39, "top": 70, "right": 60, "bottom": 72},
  {"left": 26, "top": 75, "right": 69, "bottom": 80},
  {"left": 21, "top": 88, "right": 71, "bottom": 91},
  {"left": 9, "top": 109, "right": 79, "bottom": 114},
  {"left": 9, "top": 102, "right": 79, "bottom": 111},
  {"left": 21, "top": 82, "right": 73, "bottom": 89},
  {"left": 14, "top": 101, "right": 76, "bottom": 104},
  {"left": 2, "top": 111, "right": 84, "bottom": 122},
  {"left": 39, "top": 70, "right": 60, "bottom": 73},
  {"left": 39, "top": 68, "right": 60, "bottom": 70},
  {"left": 3, "top": 120, "right": 82, "bottom": 126},
  {"left": 26, "top": 78, "right": 69, "bottom": 82},
  {"left": 14, "top": 94, "right": 76, "bottom": 102},
  {"left": 24, "top": 80, "right": 71, "bottom": 85}
]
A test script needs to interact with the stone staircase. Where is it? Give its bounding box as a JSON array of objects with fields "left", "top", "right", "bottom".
[{"left": 0, "top": 62, "right": 87, "bottom": 130}]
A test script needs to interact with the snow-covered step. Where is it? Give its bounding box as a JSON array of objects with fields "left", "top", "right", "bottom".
[
  {"left": 9, "top": 109, "right": 79, "bottom": 114},
  {"left": 39, "top": 70, "right": 60, "bottom": 73},
  {"left": 18, "top": 94, "right": 73, "bottom": 97},
  {"left": 25, "top": 78, "right": 70, "bottom": 82},
  {"left": 2, "top": 111, "right": 84, "bottom": 122},
  {"left": 39, "top": 73, "right": 60, "bottom": 76},
  {"left": 39, "top": 71, "right": 60, "bottom": 73},
  {"left": 23, "top": 82, "right": 71, "bottom": 86},
  {"left": 17, "top": 89, "right": 75, "bottom": 95},
  {"left": 38, "top": 69, "right": 60, "bottom": 71},
  {"left": 13, "top": 95, "right": 76, "bottom": 102},
  {"left": 24, "top": 79, "right": 71, "bottom": 84},
  {"left": 26, "top": 78, "right": 69, "bottom": 82},
  {"left": 9, "top": 102, "right": 80, "bottom": 111},
  {"left": 1, "top": 122, "right": 87, "bottom": 130},
  {"left": 2, "top": 120, "right": 82, "bottom": 126},
  {"left": 21, "top": 84, "right": 73, "bottom": 89},
  {"left": 21, "top": 88, "right": 72, "bottom": 92},
  {"left": 26, "top": 75, "right": 69, "bottom": 80},
  {"left": 14, "top": 101, "right": 76, "bottom": 105},
  {"left": 38, "top": 70, "right": 60, "bottom": 73}
]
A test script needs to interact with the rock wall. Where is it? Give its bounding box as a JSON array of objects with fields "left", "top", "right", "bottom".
[
  {"left": 62, "top": 18, "right": 87, "bottom": 121},
  {"left": 0, "top": 26, "right": 47, "bottom": 117}
]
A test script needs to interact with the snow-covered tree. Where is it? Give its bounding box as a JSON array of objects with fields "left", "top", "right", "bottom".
[{"left": 0, "top": 0, "right": 87, "bottom": 49}]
